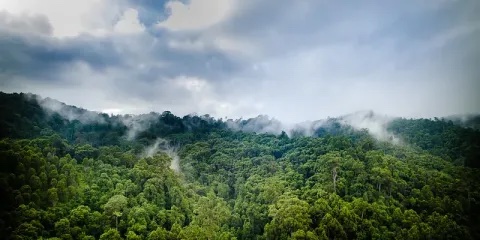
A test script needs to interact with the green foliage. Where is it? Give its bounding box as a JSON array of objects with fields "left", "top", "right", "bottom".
[
  {"left": 0, "top": 92, "right": 479, "bottom": 239},
  {"left": 265, "top": 195, "right": 311, "bottom": 239},
  {"left": 388, "top": 118, "right": 480, "bottom": 167},
  {"left": 100, "top": 228, "right": 123, "bottom": 240}
]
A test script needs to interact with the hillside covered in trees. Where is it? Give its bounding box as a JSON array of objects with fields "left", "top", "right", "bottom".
[{"left": 1, "top": 92, "right": 479, "bottom": 240}]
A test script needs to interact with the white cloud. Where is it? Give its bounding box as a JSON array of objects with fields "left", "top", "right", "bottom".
[
  {"left": 0, "top": 0, "right": 144, "bottom": 37},
  {"left": 113, "top": 8, "right": 144, "bottom": 34},
  {"left": 0, "top": 0, "right": 109, "bottom": 37},
  {"left": 157, "top": 0, "right": 235, "bottom": 31}
]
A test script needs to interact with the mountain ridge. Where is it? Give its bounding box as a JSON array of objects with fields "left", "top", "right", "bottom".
[{"left": 1, "top": 91, "right": 480, "bottom": 168}]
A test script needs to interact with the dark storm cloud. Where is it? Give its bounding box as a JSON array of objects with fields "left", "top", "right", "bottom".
[
  {"left": 0, "top": 12, "right": 123, "bottom": 81},
  {"left": 0, "top": 34, "right": 126, "bottom": 78}
]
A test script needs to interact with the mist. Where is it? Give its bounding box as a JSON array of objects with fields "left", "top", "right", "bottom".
[
  {"left": 143, "top": 138, "right": 181, "bottom": 173},
  {"left": 446, "top": 114, "right": 480, "bottom": 130},
  {"left": 27, "top": 93, "right": 106, "bottom": 124},
  {"left": 225, "top": 111, "right": 402, "bottom": 144},
  {"left": 339, "top": 111, "right": 401, "bottom": 144},
  {"left": 22, "top": 92, "right": 451, "bottom": 146},
  {"left": 121, "top": 113, "right": 159, "bottom": 140},
  {"left": 226, "top": 115, "right": 285, "bottom": 135}
]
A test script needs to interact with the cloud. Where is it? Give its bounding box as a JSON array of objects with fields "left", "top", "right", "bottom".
[
  {"left": 0, "top": 10, "right": 52, "bottom": 35},
  {"left": 0, "top": 0, "right": 479, "bottom": 123},
  {"left": 0, "top": 0, "right": 114, "bottom": 37},
  {"left": 157, "top": 0, "right": 235, "bottom": 31},
  {"left": 113, "top": 8, "right": 145, "bottom": 34}
]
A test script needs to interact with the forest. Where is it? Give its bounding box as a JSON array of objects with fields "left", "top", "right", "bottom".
[{"left": 1, "top": 92, "right": 480, "bottom": 240}]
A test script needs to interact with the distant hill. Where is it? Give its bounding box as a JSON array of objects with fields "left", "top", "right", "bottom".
[
  {"left": 446, "top": 114, "right": 480, "bottom": 130},
  {"left": 1, "top": 91, "right": 479, "bottom": 167}
]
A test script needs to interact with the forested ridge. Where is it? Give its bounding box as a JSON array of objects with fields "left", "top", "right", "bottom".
[{"left": 1, "top": 92, "right": 479, "bottom": 240}]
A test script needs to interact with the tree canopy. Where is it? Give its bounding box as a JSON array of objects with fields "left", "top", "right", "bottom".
[{"left": 0, "top": 92, "right": 479, "bottom": 239}]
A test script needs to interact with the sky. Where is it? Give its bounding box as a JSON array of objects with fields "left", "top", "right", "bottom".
[{"left": 0, "top": 0, "right": 479, "bottom": 123}]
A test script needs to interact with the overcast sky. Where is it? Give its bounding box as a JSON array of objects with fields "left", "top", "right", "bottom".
[{"left": 0, "top": 0, "right": 479, "bottom": 123}]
